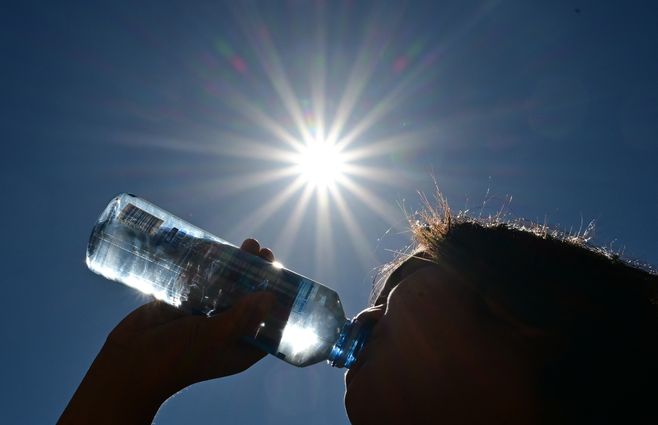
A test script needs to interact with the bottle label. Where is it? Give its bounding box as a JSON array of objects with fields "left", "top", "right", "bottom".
[
  {"left": 119, "top": 204, "right": 164, "bottom": 236},
  {"left": 291, "top": 280, "right": 318, "bottom": 314}
]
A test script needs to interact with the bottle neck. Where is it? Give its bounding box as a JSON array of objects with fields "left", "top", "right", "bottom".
[{"left": 328, "top": 318, "right": 372, "bottom": 369}]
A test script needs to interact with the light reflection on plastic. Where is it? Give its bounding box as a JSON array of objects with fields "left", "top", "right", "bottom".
[
  {"left": 121, "top": 273, "right": 181, "bottom": 307},
  {"left": 280, "top": 323, "right": 319, "bottom": 355},
  {"left": 272, "top": 261, "right": 284, "bottom": 269}
]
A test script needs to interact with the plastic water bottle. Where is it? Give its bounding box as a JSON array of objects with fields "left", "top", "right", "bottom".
[{"left": 86, "top": 193, "right": 369, "bottom": 368}]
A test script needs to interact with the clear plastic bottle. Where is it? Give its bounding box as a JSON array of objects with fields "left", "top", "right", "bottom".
[{"left": 86, "top": 193, "right": 369, "bottom": 368}]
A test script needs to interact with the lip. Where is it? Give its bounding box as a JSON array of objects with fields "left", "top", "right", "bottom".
[
  {"left": 345, "top": 307, "right": 384, "bottom": 387},
  {"left": 345, "top": 344, "right": 370, "bottom": 387}
]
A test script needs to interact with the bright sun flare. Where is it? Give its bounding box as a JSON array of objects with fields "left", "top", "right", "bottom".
[
  {"left": 165, "top": 7, "right": 433, "bottom": 269},
  {"left": 294, "top": 140, "right": 346, "bottom": 188}
]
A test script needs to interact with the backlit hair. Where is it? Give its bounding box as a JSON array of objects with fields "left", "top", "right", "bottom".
[{"left": 371, "top": 191, "right": 658, "bottom": 424}]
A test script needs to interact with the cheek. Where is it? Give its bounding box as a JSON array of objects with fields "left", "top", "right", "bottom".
[
  {"left": 394, "top": 281, "right": 540, "bottom": 411},
  {"left": 343, "top": 316, "right": 424, "bottom": 420},
  {"left": 383, "top": 286, "right": 443, "bottom": 355},
  {"left": 355, "top": 304, "right": 441, "bottom": 390},
  {"left": 375, "top": 279, "right": 492, "bottom": 387}
]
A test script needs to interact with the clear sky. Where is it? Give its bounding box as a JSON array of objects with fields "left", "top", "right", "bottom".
[{"left": 2, "top": 1, "right": 657, "bottom": 424}]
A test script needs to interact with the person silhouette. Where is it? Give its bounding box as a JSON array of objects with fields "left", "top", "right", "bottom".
[{"left": 59, "top": 207, "right": 658, "bottom": 425}]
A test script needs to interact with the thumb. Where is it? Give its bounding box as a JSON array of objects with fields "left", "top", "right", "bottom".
[{"left": 214, "top": 292, "right": 277, "bottom": 339}]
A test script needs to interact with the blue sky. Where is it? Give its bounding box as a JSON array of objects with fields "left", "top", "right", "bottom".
[{"left": 2, "top": 1, "right": 657, "bottom": 424}]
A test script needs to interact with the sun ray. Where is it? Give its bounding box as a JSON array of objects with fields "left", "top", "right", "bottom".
[
  {"left": 333, "top": 32, "right": 452, "bottom": 153},
  {"left": 272, "top": 183, "right": 315, "bottom": 263},
  {"left": 325, "top": 24, "right": 379, "bottom": 145},
  {"left": 157, "top": 2, "right": 469, "bottom": 276},
  {"left": 341, "top": 164, "right": 409, "bottom": 188},
  {"left": 341, "top": 129, "right": 437, "bottom": 162},
  {"left": 314, "top": 186, "right": 335, "bottom": 279},
  {"left": 333, "top": 6, "right": 494, "bottom": 155},
  {"left": 310, "top": 2, "right": 327, "bottom": 142},
  {"left": 334, "top": 80, "right": 410, "bottom": 152},
  {"left": 231, "top": 5, "right": 313, "bottom": 143},
  {"left": 211, "top": 133, "right": 300, "bottom": 163},
  {"left": 226, "top": 92, "right": 307, "bottom": 152},
  {"left": 339, "top": 176, "right": 404, "bottom": 229},
  {"left": 255, "top": 48, "right": 313, "bottom": 144},
  {"left": 198, "top": 166, "right": 300, "bottom": 200},
  {"left": 112, "top": 132, "right": 228, "bottom": 156},
  {"left": 328, "top": 184, "right": 379, "bottom": 272},
  {"left": 226, "top": 176, "right": 306, "bottom": 241},
  {"left": 193, "top": 51, "right": 306, "bottom": 152}
]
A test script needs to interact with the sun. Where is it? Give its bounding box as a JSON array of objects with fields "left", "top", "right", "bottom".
[
  {"left": 155, "top": 6, "right": 434, "bottom": 270},
  {"left": 293, "top": 140, "right": 346, "bottom": 188}
]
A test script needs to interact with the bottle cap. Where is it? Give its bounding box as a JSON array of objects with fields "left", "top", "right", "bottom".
[{"left": 328, "top": 318, "right": 372, "bottom": 368}]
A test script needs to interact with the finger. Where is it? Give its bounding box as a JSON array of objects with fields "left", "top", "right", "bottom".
[
  {"left": 209, "top": 341, "right": 268, "bottom": 377},
  {"left": 191, "top": 338, "right": 269, "bottom": 383},
  {"left": 258, "top": 247, "right": 275, "bottom": 262},
  {"left": 168, "top": 293, "right": 276, "bottom": 385},
  {"left": 113, "top": 300, "right": 188, "bottom": 333},
  {"left": 240, "top": 238, "right": 261, "bottom": 256}
]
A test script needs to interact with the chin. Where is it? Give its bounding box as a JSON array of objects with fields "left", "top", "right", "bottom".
[
  {"left": 344, "top": 372, "right": 371, "bottom": 425},
  {"left": 344, "top": 372, "right": 391, "bottom": 425},
  {"left": 344, "top": 393, "right": 370, "bottom": 425},
  {"left": 345, "top": 391, "right": 402, "bottom": 425}
]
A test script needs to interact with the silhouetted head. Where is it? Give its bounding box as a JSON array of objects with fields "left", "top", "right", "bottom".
[{"left": 345, "top": 198, "right": 658, "bottom": 425}]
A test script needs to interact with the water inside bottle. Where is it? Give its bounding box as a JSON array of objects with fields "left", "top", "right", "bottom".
[{"left": 86, "top": 194, "right": 349, "bottom": 367}]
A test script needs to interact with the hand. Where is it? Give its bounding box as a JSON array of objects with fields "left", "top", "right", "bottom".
[
  {"left": 104, "top": 238, "right": 276, "bottom": 395},
  {"left": 59, "top": 238, "right": 277, "bottom": 425}
]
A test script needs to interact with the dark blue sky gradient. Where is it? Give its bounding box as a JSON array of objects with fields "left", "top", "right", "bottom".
[{"left": 2, "top": 1, "right": 657, "bottom": 424}]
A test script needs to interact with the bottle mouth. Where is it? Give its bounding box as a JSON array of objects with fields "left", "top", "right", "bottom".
[{"left": 328, "top": 318, "right": 372, "bottom": 369}]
